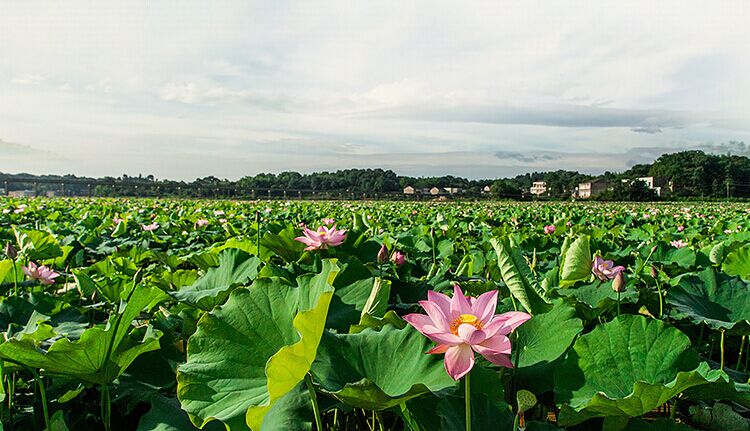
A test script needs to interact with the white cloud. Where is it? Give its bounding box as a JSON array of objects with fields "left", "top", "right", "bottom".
[{"left": 0, "top": 0, "right": 748, "bottom": 179}]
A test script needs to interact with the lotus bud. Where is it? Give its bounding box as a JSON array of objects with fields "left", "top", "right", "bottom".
[
  {"left": 4, "top": 242, "right": 17, "bottom": 259},
  {"left": 650, "top": 266, "right": 658, "bottom": 279},
  {"left": 651, "top": 245, "right": 658, "bottom": 253},
  {"left": 376, "top": 243, "right": 388, "bottom": 264},
  {"left": 390, "top": 250, "right": 406, "bottom": 266},
  {"left": 612, "top": 272, "right": 626, "bottom": 293}
]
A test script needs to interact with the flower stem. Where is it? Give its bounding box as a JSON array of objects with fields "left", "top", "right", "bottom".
[
  {"left": 655, "top": 278, "right": 663, "bottom": 318},
  {"left": 305, "top": 373, "right": 324, "bottom": 431},
  {"left": 720, "top": 329, "right": 726, "bottom": 371},
  {"left": 616, "top": 291, "right": 621, "bottom": 317},
  {"left": 465, "top": 372, "right": 471, "bottom": 431},
  {"left": 736, "top": 335, "right": 746, "bottom": 370},
  {"left": 27, "top": 367, "right": 49, "bottom": 430},
  {"left": 101, "top": 383, "right": 111, "bottom": 431}
]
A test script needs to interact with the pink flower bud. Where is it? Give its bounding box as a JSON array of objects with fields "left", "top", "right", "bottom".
[
  {"left": 612, "top": 272, "right": 626, "bottom": 293},
  {"left": 377, "top": 243, "right": 389, "bottom": 264}
]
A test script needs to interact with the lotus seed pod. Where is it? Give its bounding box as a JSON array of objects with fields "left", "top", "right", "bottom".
[{"left": 516, "top": 390, "right": 537, "bottom": 413}]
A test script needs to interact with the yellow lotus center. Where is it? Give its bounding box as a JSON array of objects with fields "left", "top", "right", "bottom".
[{"left": 450, "top": 314, "right": 483, "bottom": 335}]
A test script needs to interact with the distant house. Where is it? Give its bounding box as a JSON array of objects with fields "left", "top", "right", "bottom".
[
  {"left": 529, "top": 181, "right": 547, "bottom": 197},
  {"left": 482, "top": 185, "right": 491, "bottom": 193},
  {"left": 577, "top": 179, "right": 608, "bottom": 199},
  {"left": 635, "top": 176, "right": 669, "bottom": 197},
  {"left": 443, "top": 187, "right": 461, "bottom": 194},
  {"left": 429, "top": 187, "right": 441, "bottom": 195},
  {"left": 403, "top": 186, "right": 415, "bottom": 195}
]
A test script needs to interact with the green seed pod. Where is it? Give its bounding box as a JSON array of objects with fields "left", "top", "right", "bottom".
[{"left": 516, "top": 390, "right": 537, "bottom": 414}]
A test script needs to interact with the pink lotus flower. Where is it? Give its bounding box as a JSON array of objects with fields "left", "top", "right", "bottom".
[
  {"left": 22, "top": 262, "right": 59, "bottom": 285},
  {"left": 214, "top": 210, "right": 225, "bottom": 216},
  {"left": 404, "top": 286, "right": 531, "bottom": 380},
  {"left": 294, "top": 225, "right": 347, "bottom": 251},
  {"left": 113, "top": 217, "right": 125, "bottom": 224},
  {"left": 142, "top": 222, "right": 159, "bottom": 231},
  {"left": 195, "top": 219, "right": 209, "bottom": 227},
  {"left": 592, "top": 256, "right": 625, "bottom": 281},
  {"left": 322, "top": 218, "right": 335, "bottom": 225},
  {"left": 677, "top": 225, "right": 684, "bottom": 232},
  {"left": 543, "top": 225, "right": 555, "bottom": 235},
  {"left": 671, "top": 239, "right": 688, "bottom": 249},
  {"left": 391, "top": 250, "right": 406, "bottom": 266}
]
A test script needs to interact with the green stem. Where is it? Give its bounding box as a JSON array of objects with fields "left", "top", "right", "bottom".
[
  {"left": 255, "top": 211, "right": 261, "bottom": 253},
  {"left": 616, "top": 291, "right": 621, "bottom": 317},
  {"left": 655, "top": 279, "right": 663, "bottom": 318},
  {"left": 513, "top": 414, "right": 520, "bottom": 431},
  {"left": 375, "top": 411, "right": 385, "bottom": 431},
  {"left": 101, "top": 384, "right": 111, "bottom": 431},
  {"left": 27, "top": 367, "right": 50, "bottom": 429},
  {"left": 736, "top": 335, "right": 746, "bottom": 370},
  {"left": 305, "top": 373, "right": 324, "bottom": 431},
  {"left": 720, "top": 329, "right": 726, "bottom": 371},
  {"left": 11, "top": 260, "right": 18, "bottom": 296},
  {"left": 465, "top": 372, "right": 471, "bottom": 431}
]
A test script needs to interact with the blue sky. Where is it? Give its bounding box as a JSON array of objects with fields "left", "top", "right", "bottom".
[{"left": 1, "top": 1, "right": 749, "bottom": 180}]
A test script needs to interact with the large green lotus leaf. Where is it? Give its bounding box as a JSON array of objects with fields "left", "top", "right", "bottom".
[
  {"left": 667, "top": 268, "right": 750, "bottom": 332},
  {"left": 172, "top": 249, "right": 260, "bottom": 311},
  {"left": 516, "top": 302, "right": 582, "bottom": 368},
  {"left": 259, "top": 382, "right": 312, "bottom": 431},
  {"left": 649, "top": 244, "right": 696, "bottom": 268},
  {"left": 624, "top": 418, "right": 698, "bottom": 430},
  {"left": 325, "top": 257, "right": 381, "bottom": 332},
  {"left": 490, "top": 237, "right": 550, "bottom": 314},
  {"left": 0, "top": 286, "right": 163, "bottom": 385},
  {"left": 721, "top": 246, "right": 750, "bottom": 281},
  {"left": 12, "top": 227, "right": 63, "bottom": 261},
  {"left": 259, "top": 226, "right": 305, "bottom": 263},
  {"left": 555, "top": 315, "right": 728, "bottom": 426},
  {"left": 557, "top": 279, "right": 639, "bottom": 312},
  {"left": 559, "top": 235, "right": 592, "bottom": 287},
  {"left": 137, "top": 395, "right": 224, "bottom": 431},
  {"left": 312, "top": 325, "right": 458, "bottom": 410},
  {"left": 177, "top": 261, "right": 338, "bottom": 431}
]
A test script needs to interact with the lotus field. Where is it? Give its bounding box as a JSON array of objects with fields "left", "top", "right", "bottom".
[{"left": 3, "top": 198, "right": 750, "bottom": 431}]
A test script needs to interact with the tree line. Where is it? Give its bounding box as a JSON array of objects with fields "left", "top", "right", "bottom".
[{"left": 2, "top": 148, "right": 750, "bottom": 200}]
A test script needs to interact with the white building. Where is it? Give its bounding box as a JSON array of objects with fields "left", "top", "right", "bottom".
[
  {"left": 429, "top": 187, "right": 441, "bottom": 195},
  {"left": 529, "top": 181, "right": 547, "bottom": 196},
  {"left": 403, "top": 186, "right": 415, "bottom": 195},
  {"left": 577, "top": 179, "right": 608, "bottom": 199}
]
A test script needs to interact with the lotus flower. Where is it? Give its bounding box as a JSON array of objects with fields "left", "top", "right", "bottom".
[
  {"left": 142, "top": 222, "right": 159, "bottom": 231},
  {"left": 543, "top": 225, "right": 555, "bottom": 234},
  {"left": 214, "top": 210, "right": 225, "bottom": 216},
  {"left": 22, "top": 262, "right": 59, "bottom": 285},
  {"left": 677, "top": 225, "right": 684, "bottom": 232},
  {"left": 671, "top": 239, "right": 688, "bottom": 249},
  {"left": 294, "top": 225, "right": 347, "bottom": 251},
  {"left": 391, "top": 250, "right": 406, "bottom": 266},
  {"left": 404, "top": 285, "right": 531, "bottom": 380},
  {"left": 113, "top": 216, "right": 125, "bottom": 224},
  {"left": 322, "top": 217, "right": 335, "bottom": 225},
  {"left": 195, "top": 219, "right": 209, "bottom": 227},
  {"left": 592, "top": 256, "right": 625, "bottom": 281}
]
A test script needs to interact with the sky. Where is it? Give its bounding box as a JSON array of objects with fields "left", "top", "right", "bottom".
[{"left": 1, "top": 1, "right": 749, "bottom": 180}]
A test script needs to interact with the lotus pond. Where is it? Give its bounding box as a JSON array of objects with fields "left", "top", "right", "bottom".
[{"left": 1, "top": 198, "right": 750, "bottom": 430}]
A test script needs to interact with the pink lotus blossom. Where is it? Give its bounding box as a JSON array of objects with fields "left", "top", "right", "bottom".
[
  {"left": 404, "top": 286, "right": 531, "bottom": 380},
  {"left": 724, "top": 229, "right": 734, "bottom": 234},
  {"left": 22, "top": 262, "right": 59, "bottom": 285},
  {"left": 543, "top": 225, "right": 555, "bottom": 235},
  {"left": 113, "top": 217, "right": 125, "bottom": 224},
  {"left": 677, "top": 225, "right": 684, "bottom": 232},
  {"left": 294, "top": 225, "right": 347, "bottom": 251},
  {"left": 322, "top": 218, "right": 335, "bottom": 225},
  {"left": 592, "top": 256, "right": 625, "bottom": 281},
  {"left": 195, "top": 219, "right": 209, "bottom": 227},
  {"left": 264, "top": 207, "right": 272, "bottom": 214},
  {"left": 214, "top": 210, "right": 225, "bottom": 216},
  {"left": 391, "top": 250, "right": 406, "bottom": 266},
  {"left": 566, "top": 221, "right": 573, "bottom": 227},
  {"left": 671, "top": 239, "right": 688, "bottom": 249},
  {"left": 142, "top": 222, "right": 159, "bottom": 231}
]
